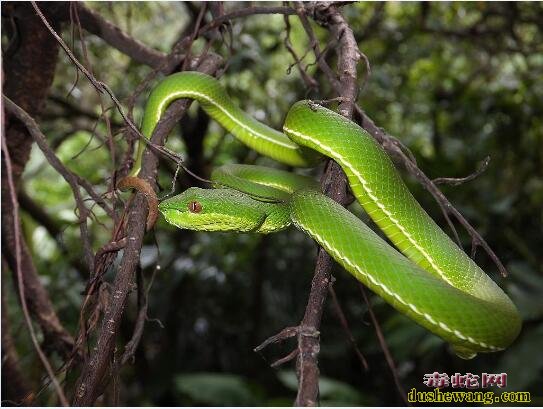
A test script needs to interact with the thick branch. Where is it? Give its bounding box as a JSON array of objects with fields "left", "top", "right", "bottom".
[
  {"left": 71, "top": 53, "right": 223, "bottom": 406},
  {"left": 1, "top": 2, "right": 76, "bottom": 365},
  {"left": 1, "top": 269, "right": 34, "bottom": 405},
  {"left": 294, "top": 3, "right": 360, "bottom": 406},
  {"left": 296, "top": 2, "right": 508, "bottom": 277},
  {"left": 70, "top": 3, "right": 167, "bottom": 68}
]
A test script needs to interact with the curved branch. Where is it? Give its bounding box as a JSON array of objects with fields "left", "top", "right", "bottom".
[
  {"left": 4, "top": 96, "right": 108, "bottom": 271},
  {"left": 2, "top": 117, "right": 69, "bottom": 407},
  {"left": 72, "top": 3, "right": 167, "bottom": 68},
  {"left": 71, "top": 53, "right": 223, "bottom": 406}
]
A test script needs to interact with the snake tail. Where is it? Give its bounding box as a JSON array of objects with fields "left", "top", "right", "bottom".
[{"left": 290, "top": 190, "right": 521, "bottom": 356}]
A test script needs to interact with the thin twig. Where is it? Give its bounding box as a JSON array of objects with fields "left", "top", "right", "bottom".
[
  {"left": 198, "top": 6, "right": 297, "bottom": 35},
  {"left": 31, "top": 2, "right": 146, "bottom": 148},
  {"left": 1, "top": 114, "right": 69, "bottom": 407},
  {"left": 4, "top": 96, "right": 97, "bottom": 272},
  {"left": 271, "top": 349, "right": 299, "bottom": 368},
  {"left": 120, "top": 263, "right": 161, "bottom": 365},
  {"left": 71, "top": 3, "right": 119, "bottom": 208},
  {"left": 400, "top": 152, "right": 508, "bottom": 277},
  {"left": 283, "top": 10, "right": 319, "bottom": 90},
  {"left": 433, "top": 156, "right": 491, "bottom": 186},
  {"left": 181, "top": 3, "right": 208, "bottom": 71},
  {"left": 294, "top": 2, "right": 341, "bottom": 91},
  {"left": 359, "top": 285, "right": 408, "bottom": 405},
  {"left": 329, "top": 286, "right": 369, "bottom": 371},
  {"left": 74, "top": 3, "right": 167, "bottom": 68},
  {"left": 255, "top": 326, "right": 299, "bottom": 352},
  {"left": 33, "top": 1, "right": 215, "bottom": 202}
]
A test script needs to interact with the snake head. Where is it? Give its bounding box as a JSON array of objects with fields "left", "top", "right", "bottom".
[{"left": 158, "top": 187, "right": 268, "bottom": 233}]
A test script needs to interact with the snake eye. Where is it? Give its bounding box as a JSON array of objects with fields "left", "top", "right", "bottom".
[{"left": 188, "top": 201, "right": 202, "bottom": 213}]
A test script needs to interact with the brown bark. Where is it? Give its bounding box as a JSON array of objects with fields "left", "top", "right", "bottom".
[
  {"left": 1, "top": 1, "right": 75, "bottom": 364},
  {"left": 294, "top": 3, "right": 360, "bottom": 406},
  {"left": 71, "top": 53, "right": 223, "bottom": 406},
  {"left": 73, "top": 3, "right": 167, "bottom": 68},
  {"left": 1, "top": 265, "right": 34, "bottom": 405}
]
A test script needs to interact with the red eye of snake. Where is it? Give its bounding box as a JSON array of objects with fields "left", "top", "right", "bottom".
[{"left": 188, "top": 201, "right": 202, "bottom": 213}]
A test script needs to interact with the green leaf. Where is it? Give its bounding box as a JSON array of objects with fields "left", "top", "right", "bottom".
[
  {"left": 277, "top": 371, "right": 368, "bottom": 405},
  {"left": 174, "top": 372, "right": 261, "bottom": 406}
]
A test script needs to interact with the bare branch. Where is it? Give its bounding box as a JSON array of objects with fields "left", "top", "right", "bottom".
[
  {"left": 1, "top": 270, "right": 34, "bottom": 405},
  {"left": 359, "top": 285, "right": 408, "bottom": 405},
  {"left": 18, "top": 189, "right": 89, "bottom": 276},
  {"left": 198, "top": 6, "right": 297, "bottom": 35},
  {"left": 1, "top": 110, "right": 69, "bottom": 407},
  {"left": 31, "top": 2, "right": 147, "bottom": 149},
  {"left": 433, "top": 156, "right": 491, "bottom": 186},
  {"left": 329, "top": 286, "right": 369, "bottom": 371},
  {"left": 71, "top": 53, "right": 223, "bottom": 406},
  {"left": 2, "top": 2, "right": 78, "bottom": 377},
  {"left": 294, "top": 2, "right": 341, "bottom": 91},
  {"left": 4, "top": 96, "right": 110, "bottom": 271},
  {"left": 283, "top": 13, "right": 319, "bottom": 90},
  {"left": 294, "top": 3, "right": 360, "bottom": 405},
  {"left": 400, "top": 154, "right": 508, "bottom": 277},
  {"left": 74, "top": 3, "right": 167, "bottom": 68},
  {"left": 120, "top": 264, "right": 161, "bottom": 365}
]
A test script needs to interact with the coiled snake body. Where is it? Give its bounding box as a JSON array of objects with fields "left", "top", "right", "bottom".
[{"left": 135, "top": 72, "right": 521, "bottom": 359}]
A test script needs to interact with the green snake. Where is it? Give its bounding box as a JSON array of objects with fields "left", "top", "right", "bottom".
[{"left": 134, "top": 71, "right": 521, "bottom": 359}]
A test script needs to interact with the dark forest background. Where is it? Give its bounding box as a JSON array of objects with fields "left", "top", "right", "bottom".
[{"left": 1, "top": 2, "right": 542, "bottom": 406}]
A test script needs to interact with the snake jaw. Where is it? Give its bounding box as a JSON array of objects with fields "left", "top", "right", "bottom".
[
  {"left": 159, "top": 188, "right": 271, "bottom": 233},
  {"left": 160, "top": 207, "right": 262, "bottom": 233}
]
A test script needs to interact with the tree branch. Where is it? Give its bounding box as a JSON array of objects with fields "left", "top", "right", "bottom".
[
  {"left": 4, "top": 96, "right": 109, "bottom": 272},
  {"left": 198, "top": 6, "right": 297, "bottom": 35},
  {"left": 73, "top": 3, "right": 167, "bottom": 68},
  {"left": 71, "top": 53, "right": 223, "bottom": 406},
  {"left": 1, "top": 2, "right": 77, "bottom": 378},
  {"left": 358, "top": 284, "right": 407, "bottom": 404},
  {"left": 2, "top": 112, "right": 69, "bottom": 406},
  {"left": 296, "top": 2, "right": 508, "bottom": 278},
  {"left": 294, "top": 3, "right": 360, "bottom": 406},
  {"left": 18, "top": 189, "right": 89, "bottom": 276},
  {"left": 1, "top": 267, "right": 34, "bottom": 405}
]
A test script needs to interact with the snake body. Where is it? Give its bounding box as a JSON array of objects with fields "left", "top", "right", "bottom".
[
  {"left": 132, "top": 72, "right": 320, "bottom": 175},
  {"left": 137, "top": 72, "right": 521, "bottom": 358}
]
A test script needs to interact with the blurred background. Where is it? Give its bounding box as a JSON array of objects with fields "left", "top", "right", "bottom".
[{"left": 2, "top": 2, "right": 542, "bottom": 406}]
